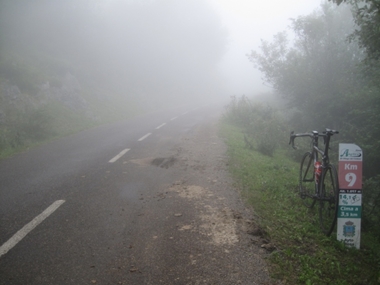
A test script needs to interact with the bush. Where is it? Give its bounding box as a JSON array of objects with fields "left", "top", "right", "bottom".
[
  {"left": 0, "top": 105, "right": 55, "bottom": 156},
  {"left": 362, "top": 175, "right": 380, "bottom": 237},
  {"left": 223, "top": 95, "right": 255, "bottom": 127},
  {"left": 224, "top": 95, "right": 287, "bottom": 156},
  {"left": 21, "top": 107, "right": 55, "bottom": 141}
]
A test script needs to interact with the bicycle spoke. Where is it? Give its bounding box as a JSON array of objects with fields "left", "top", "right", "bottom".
[
  {"left": 299, "top": 152, "right": 316, "bottom": 208},
  {"left": 319, "top": 165, "right": 339, "bottom": 236}
]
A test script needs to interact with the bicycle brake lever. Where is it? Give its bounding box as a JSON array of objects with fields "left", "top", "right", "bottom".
[{"left": 288, "top": 131, "right": 294, "bottom": 145}]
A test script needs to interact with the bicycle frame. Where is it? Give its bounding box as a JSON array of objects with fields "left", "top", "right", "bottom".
[
  {"left": 290, "top": 128, "right": 340, "bottom": 236},
  {"left": 290, "top": 129, "right": 339, "bottom": 197}
]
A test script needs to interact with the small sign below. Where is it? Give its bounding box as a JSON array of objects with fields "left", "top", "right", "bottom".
[{"left": 337, "top": 144, "right": 362, "bottom": 249}]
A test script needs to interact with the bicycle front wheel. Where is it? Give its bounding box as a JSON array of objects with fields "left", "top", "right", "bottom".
[
  {"left": 319, "top": 164, "right": 339, "bottom": 236},
  {"left": 299, "top": 152, "right": 317, "bottom": 208}
]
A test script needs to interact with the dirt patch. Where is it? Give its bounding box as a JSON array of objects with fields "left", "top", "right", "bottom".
[
  {"left": 200, "top": 206, "right": 239, "bottom": 246},
  {"left": 169, "top": 183, "right": 209, "bottom": 199},
  {"left": 128, "top": 157, "right": 154, "bottom": 167},
  {"left": 169, "top": 182, "right": 240, "bottom": 246}
]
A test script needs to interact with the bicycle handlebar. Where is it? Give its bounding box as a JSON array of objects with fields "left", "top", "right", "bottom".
[
  {"left": 289, "top": 131, "right": 314, "bottom": 149},
  {"left": 289, "top": 129, "right": 338, "bottom": 149},
  {"left": 289, "top": 131, "right": 297, "bottom": 149}
]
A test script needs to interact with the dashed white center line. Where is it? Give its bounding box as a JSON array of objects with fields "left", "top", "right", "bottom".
[
  {"left": 138, "top": 133, "right": 151, "bottom": 141},
  {"left": 182, "top": 111, "right": 188, "bottom": 115},
  {"left": 109, "top": 148, "right": 130, "bottom": 163},
  {"left": 0, "top": 200, "right": 65, "bottom": 258},
  {"left": 170, "top": 116, "right": 178, "bottom": 121},
  {"left": 155, "top": 123, "right": 166, "bottom": 129}
]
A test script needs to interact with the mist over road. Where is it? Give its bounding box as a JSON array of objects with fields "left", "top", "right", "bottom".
[{"left": 0, "top": 103, "right": 272, "bottom": 284}]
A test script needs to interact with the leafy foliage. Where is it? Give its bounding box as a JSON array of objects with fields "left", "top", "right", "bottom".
[
  {"left": 0, "top": 105, "right": 53, "bottom": 152},
  {"left": 362, "top": 175, "right": 380, "bottom": 237},
  {"left": 248, "top": 3, "right": 360, "bottom": 126},
  {"left": 224, "top": 95, "right": 287, "bottom": 156},
  {"left": 330, "top": 0, "right": 380, "bottom": 60}
]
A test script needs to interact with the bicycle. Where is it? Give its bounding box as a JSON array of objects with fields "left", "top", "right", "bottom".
[{"left": 289, "top": 128, "right": 339, "bottom": 236}]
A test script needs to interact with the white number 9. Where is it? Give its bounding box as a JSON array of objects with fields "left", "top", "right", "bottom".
[{"left": 345, "top": 173, "right": 357, "bottom": 187}]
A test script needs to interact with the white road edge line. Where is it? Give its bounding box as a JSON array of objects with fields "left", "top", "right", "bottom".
[
  {"left": 155, "top": 123, "right": 166, "bottom": 129},
  {"left": 170, "top": 116, "right": 178, "bottom": 121},
  {"left": 182, "top": 111, "right": 188, "bottom": 115},
  {"left": 0, "top": 200, "right": 65, "bottom": 258},
  {"left": 109, "top": 148, "right": 130, "bottom": 163},
  {"left": 138, "top": 133, "right": 151, "bottom": 141}
]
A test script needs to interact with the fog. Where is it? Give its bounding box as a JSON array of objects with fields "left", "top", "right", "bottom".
[
  {"left": 0, "top": 0, "right": 323, "bottom": 107},
  {"left": 209, "top": 0, "right": 323, "bottom": 95}
]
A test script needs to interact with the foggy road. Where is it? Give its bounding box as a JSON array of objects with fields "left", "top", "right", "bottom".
[
  {"left": 0, "top": 104, "right": 204, "bottom": 282},
  {"left": 0, "top": 104, "right": 273, "bottom": 285},
  {"left": 1, "top": 0, "right": 377, "bottom": 284}
]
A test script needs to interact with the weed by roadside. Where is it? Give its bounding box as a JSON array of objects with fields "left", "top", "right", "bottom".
[
  {"left": 0, "top": 102, "right": 95, "bottom": 159},
  {"left": 223, "top": 95, "right": 287, "bottom": 157}
]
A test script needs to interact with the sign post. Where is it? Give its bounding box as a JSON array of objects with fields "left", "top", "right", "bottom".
[{"left": 337, "top": 144, "right": 363, "bottom": 249}]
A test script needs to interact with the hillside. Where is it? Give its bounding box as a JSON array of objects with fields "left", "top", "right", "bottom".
[{"left": 0, "top": 47, "right": 143, "bottom": 158}]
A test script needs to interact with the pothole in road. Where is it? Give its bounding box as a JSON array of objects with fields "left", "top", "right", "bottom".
[
  {"left": 128, "top": 156, "right": 177, "bottom": 169},
  {"left": 151, "top": 157, "right": 176, "bottom": 169}
]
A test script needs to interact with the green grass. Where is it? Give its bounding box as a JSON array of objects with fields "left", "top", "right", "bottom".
[{"left": 219, "top": 121, "right": 380, "bottom": 285}]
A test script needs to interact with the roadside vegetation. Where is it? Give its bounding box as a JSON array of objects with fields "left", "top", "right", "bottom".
[
  {"left": 0, "top": 49, "right": 141, "bottom": 159},
  {"left": 221, "top": 1, "right": 380, "bottom": 283},
  {"left": 221, "top": 96, "right": 380, "bottom": 284},
  {"left": 0, "top": 51, "right": 140, "bottom": 159},
  {"left": 246, "top": 1, "right": 380, "bottom": 239}
]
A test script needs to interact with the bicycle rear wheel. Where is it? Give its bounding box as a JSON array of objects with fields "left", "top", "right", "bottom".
[
  {"left": 319, "top": 164, "right": 339, "bottom": 236},
  {"left": 299, "top": 152, "right": 317, "bottom": 208}
]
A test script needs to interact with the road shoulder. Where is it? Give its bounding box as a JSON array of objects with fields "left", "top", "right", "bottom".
[{"left": 119, "top": 118, "right": 277, "bottom": 284}]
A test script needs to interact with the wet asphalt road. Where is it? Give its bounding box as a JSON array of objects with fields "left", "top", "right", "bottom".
[{"left": 0, "top": 104, "right": 225, "bottom": 284}]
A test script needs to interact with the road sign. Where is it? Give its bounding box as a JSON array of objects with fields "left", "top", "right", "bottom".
[{"left": 337, "top": 144, "right": 362, "bottom": 249}]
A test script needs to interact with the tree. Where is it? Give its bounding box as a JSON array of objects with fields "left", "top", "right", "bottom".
[
  {"left": 249, "top": 2, "right": 380, "bottom": 178},
  {"left": 248, "top": 3, "right": 360, "bottom": 130},
  {"left": 330, "top": 0, "right": 380, "bottom": 59}
]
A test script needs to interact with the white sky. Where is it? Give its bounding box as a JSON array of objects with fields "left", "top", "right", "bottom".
[{"left": 207, "top": 0, "right": 324, "bottom": 95}]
